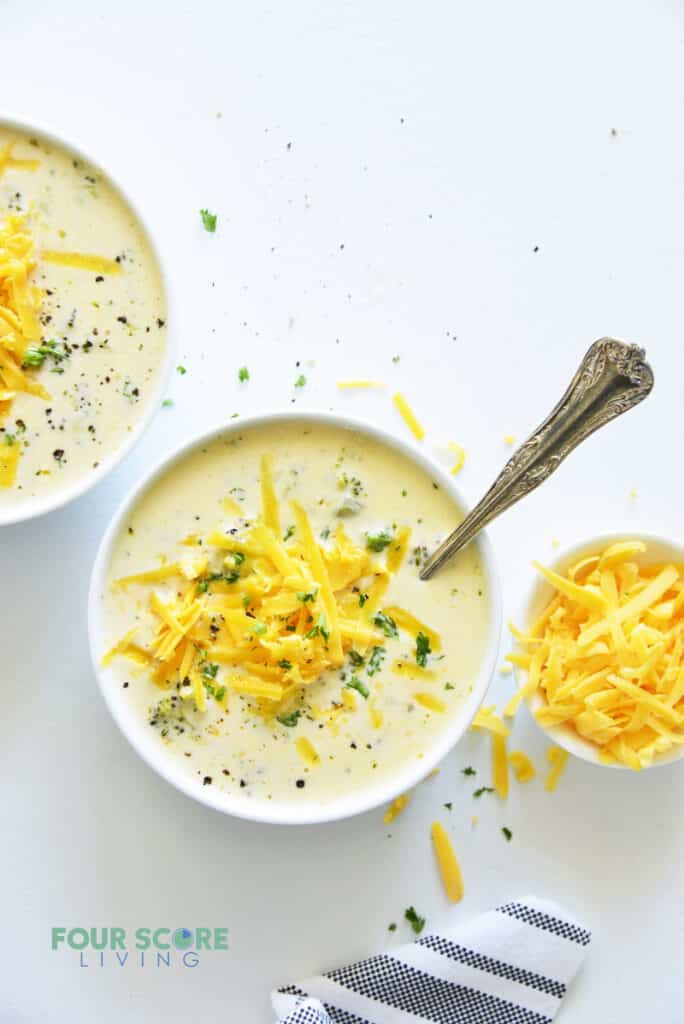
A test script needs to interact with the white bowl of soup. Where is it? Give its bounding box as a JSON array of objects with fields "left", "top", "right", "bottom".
[
  {"left": 0, "top": 118, "right": 171, "bottom": 524},
  {"left": 89, "top": 412, "right": 502, "bottom": 824}
]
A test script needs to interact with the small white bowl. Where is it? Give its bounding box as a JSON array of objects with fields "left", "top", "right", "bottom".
[
  {"left": 88, "top": 411, "right": 502, "bottom": 825},
  {"left": 518, "top": 531, "right": 684, "bottom": 769},
  {"left": 0, "top": 116, "right": 174, "bottom": 526}
]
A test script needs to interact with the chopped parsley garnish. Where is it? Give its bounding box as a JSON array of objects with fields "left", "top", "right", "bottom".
[
  {"left": 373, "top": 611, "right": 398, "bottom": 639},
  {"left": 502, "top": 826, "right": 513, "bottom": 841},
  {"left": 345, "top": 676, "right": 369, "bottom": 699},
  {"left": 253, "top": 622, "right": 267, "bottom": 636},
  {"left": 238, "top": 365, "right": 250, "bottom": 382},
  {"left": 348, "top": 649, "right": 365, "bottom": 667},
  {"left": 214, "top": 686, "right": 226, "bottom": 702},
  {"left": 297, "top": 588, "right": 318, "bottom": 604},
  {"left": 358, "top": 592, "right": 369, "bottom": 607},
  {"left": 200, "top": 662, "right": 219, "bottom": 680},
  {"left": 4, "top": 433, "right": 16, "bottom": 446},
  {"left": 404, "top": 906, "right": 426, "bottom": 935},
  {"left": 278, "top": 659, "right": 293, "bottom": 670},
  {"left": 200, "top": 208, "right": 217, "bottom": 232},
  {"left": 22, "top": 338, "right": 68, "bottom": 369},
  {"left": 294, "top": 374, "right": 306, "bottom": 387},
  {"left": 22, "top": 347, "right": 46, "bottom": 367},
  {"left": 162, "top": 398, "right": 173, "bottom": 408},
  {"left": 276, "top": 710, "right": 301, "bottom": 727},
  {"left": 444, "top": 802, "right": 453, "bottom": 811},
  {"left": 366, "top": 529, "right": 393, "bottom": 552},
  {"left": 242, "top": 594, "right": 251, "bottom": 608},
  {"left": 283, "top": 525, "right": 295, "bottom": 542},
  {"left": 197, "top": 570, "right": 240, "bottom": 593},
  {"left": 306, "top": 616, "right": 329, "bottom": 641},
  {"left": 231, "top": 550, "right": 246, "bottom": 565},
  {"left": 473, "top": 786, "right": 495, "bottom": 798},
  {"left": 462, "top": 766, "right": 477, "bottom": 776},
  {"left": 415, "top": 631, "right": 431, "bottom": 667},
  {"left": 367, "top": 645, "right": 386, "bottom": 676},
  {"left": 388, "top": 923, "right": 397, "bottom": 932},
  {"left": 176, "top": 365, "right": 187, "bottom": 375},
  {"left": 445, "top": 682, "right": 455, "bottom": 690}
]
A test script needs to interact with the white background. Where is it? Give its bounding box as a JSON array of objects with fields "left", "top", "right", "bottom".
[{"left": 2, "top": 2, "right": 684, "bottom": 1021}]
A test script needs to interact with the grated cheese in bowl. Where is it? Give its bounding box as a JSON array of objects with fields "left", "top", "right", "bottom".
[{"left": 508, "top": 534, "right": 684, "bottom": 771}]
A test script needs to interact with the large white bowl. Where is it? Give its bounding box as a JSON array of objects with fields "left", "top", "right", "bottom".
[
  {"left": 518, "top": 531, "right": 684, "bottom": 769},
  {"left": 88, "top": 411, "right": 503, "bottom": 824},
  {"left": 0, "top": 116, "right": 174, "bottom": 526}
]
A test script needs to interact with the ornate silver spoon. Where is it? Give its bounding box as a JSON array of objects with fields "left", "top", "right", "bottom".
[{"left": 419, "top": 337, "right": 654, "bottom": 580}]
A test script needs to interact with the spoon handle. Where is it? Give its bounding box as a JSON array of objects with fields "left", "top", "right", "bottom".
[{"left": 419, "top": 337, "right": 654, "bottom": 580}]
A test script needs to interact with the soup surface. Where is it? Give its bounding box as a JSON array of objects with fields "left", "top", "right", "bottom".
[
  {"left": 100, "top": 422, "right": 490, "bottom": 807},
  {"left": 0, "top": 125, "right": 167, "bottom": 513}
]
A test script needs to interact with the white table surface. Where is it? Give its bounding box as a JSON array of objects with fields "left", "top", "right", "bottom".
[{"left": 2, "top": 2, "right": 684, "bottom": 1021}]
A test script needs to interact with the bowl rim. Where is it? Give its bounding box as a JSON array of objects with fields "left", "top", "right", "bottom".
[
  {"left": 88, "top": 409, "right": 503, "bottom": 825},
  {"left": 517, "top": 530, "right": 684, "bottom": 769},
  {"left": 0, "top": 114, "right": 174, "bottom": 527}
]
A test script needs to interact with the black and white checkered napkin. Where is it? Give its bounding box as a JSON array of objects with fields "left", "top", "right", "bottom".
[{"left": 272, "top": 896, "right": 591, "bottom": 1024}]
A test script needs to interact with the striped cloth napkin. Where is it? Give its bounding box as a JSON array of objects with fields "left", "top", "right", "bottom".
[{"left": 272, "top": 896, "right": 591, "bottom": 1024}]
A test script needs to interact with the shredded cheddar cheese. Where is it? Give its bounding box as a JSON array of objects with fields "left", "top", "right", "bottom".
[
  {"left": 41, "top": 250, "right": 123, "bottom": 275},
  {"left": 105, "top": 453, "right": 442, "bottom": 736},
  {"left": 337, "top": 379, "right": 385, "bottom": 390},
  {"left": 545, "top": 745, "right": 568, "bottom": 791},
  {"left": 414, "top": 692, "right": 446, "bottom": 713},
  {"left": 510, "top": 541, "right": 684, "bottom": 769},
  {"left": 0, "top": 141, "right": 39, "bottom": 176},
  {"left": 0, "top": 212, "right": 47, "bottom": 467},
  {"left": 471, "top": 705, "right": 510, "bottom": 737},
  {"left": 393, "top": 392, "right": 424, "bottom": 440},
  {"left": 491, "top": 732, "right": 509, "bottom": 798},
  {"left": 383, "top": 793, "right": 410, "bottom": 823},
  {"left": 448, "top": 442, "right": 466, "bottom": 476},
  {"left": 431, "top": 822, "right": 464, "bottom": 902},
  {"left": 0, "top": 203, "right": 124, "bottom": 485},
  {"left": 509, "top": 750, "right": 535, "bottom": 783}
]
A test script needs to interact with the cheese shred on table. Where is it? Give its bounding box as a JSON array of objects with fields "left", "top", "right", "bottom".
[
  {"left": 393, "top": 392, "right": 425, "bottom": 440},
  {"left": 431, "top": 821, "right": 464, "bottom": 902},
  {"left": 510, "top": 541, "right": 684, "bottom": 770},
  {"left": 104, "top": 454, "right": 443, "bottom": 735}
]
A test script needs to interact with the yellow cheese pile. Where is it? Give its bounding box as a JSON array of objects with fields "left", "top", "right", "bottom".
[
  {"left": 105, "top": 455, "right": 440, "bottom": 725},
  {"left": 510, "top": 540, "right": 684, "bottom": 769},
  {"left": 0, "top": 212, "right": 47, "bottom": 483}
]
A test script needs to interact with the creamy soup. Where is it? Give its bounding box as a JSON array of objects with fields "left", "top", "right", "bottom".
[
  {"left": 0, "top": 126, "right": 167, "bottom": 512},
  {"left": 100, "top": 422, "right": 490, "bottom": 806}
]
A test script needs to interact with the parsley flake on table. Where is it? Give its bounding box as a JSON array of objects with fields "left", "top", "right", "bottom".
[
  {"left": 200, "top": 208, "right": 217, "bottom": 232},
  {"left": 294, "top": 374, "right": 306, "bottom": 387},
  {"left": 176, "top": 365, "right": 187, "bottom": 375},
  {"left": 502, "top": 826, "right": 513, "bottom": 841},
  {"left": 416, "top": 630, "right": 431, "bottom": 667},
  {"left": 461, "top": 766, "right": 477, "bottom": 776},
  {"left": 473, "top": 786, "right": 495, "bottom": 798},
  {"left": 238, "top": 366, "right": 250, "bottom": 382},
  {"left": 404, "top": 906, "right": 426, "bottom": 935}
]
